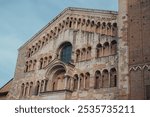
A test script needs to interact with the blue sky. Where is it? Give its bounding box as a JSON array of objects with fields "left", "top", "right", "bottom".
[{"left": 0, "top": 0, "right": 118, "bottom": 88}]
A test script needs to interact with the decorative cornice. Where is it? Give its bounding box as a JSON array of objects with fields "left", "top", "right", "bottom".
[{"left": 19, "top": 7, "right": 118, "bottom": 50}]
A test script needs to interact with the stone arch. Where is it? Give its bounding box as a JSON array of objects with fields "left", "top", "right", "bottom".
[
  {"left": 110, "top": 68, "right": 117, "bottom": 87},
  {"left": 57, "top": 41, "right": 72, "bottom": 64},
  {"left": 80, "top": 73, "right": 84, "bottom": 90},
  {"left": 48, "top": 55, "right": 52, "bottom": 63},
  {"left": 39, "top": 58, "right": 43, "bottom": 69},
  {"left": 85, "top": 72, "right": 90, "bottom": 89},
  {"left": 38, "top": 40, "right": 41, "bottom": 50},
  {"left": 43, "top": 57, "right": 48, "bottom": 67},
  {"left": 77, "top": 18, "right": 81, "bottom": 29},
  {"left": 86, "top": 19, "right": 90, "bottom": 26},
  {"left": 34, "top": 43, "right": 38, "bottom": 52},
  {"left": 40, "top": 80, "right": 44, "bottom": 92},
  {"left": 87, "top": 46, "right": 92, "bottom": 59},
  {"left": 94, "top": 70, "right": 102, "bottom": 89},
  {"left": 31, "top": 46, "right": 34, "bottom": 55},
  {"left": 33, "top": 59, "right": 37, "bottom": 70},
  {"left": 102, "top": 22, "right": 106, "bottom": 35},
  {"left": 35, "top": 81, "right": 40, "bottom": 95},
  {"left": 112, "top": 23, "right": 117, "bottom": 36},
  {"left": 29, "top": 82, "right": 33, "bottom": 96},
  {"left": 96, "top": 43, "right": 102, "bottom": 57},
  {"left": 20, "top": 83, "right": 25, "bottom": 98},
  {"left": 96, "top": 21, "right": 101, "bottom": 33},
  {"left": 111, "top": 40, "right": 117, "bottom": 55},
  {"left": 81, "top": 48, "right": 86, "bottom": 60},
  {"left": 24, "top": 82, "right": 29, "bottom": 97},
  {"left": 102, "top": 69, "right": 109, "bottom": 88},
  {"left": 73, "top": 74, "right": 79, "bottom": 90},
  {"left": 28, "top": 60, "right": 32, "bottom": 71},
  {"left": 25, "top": 61, "right": 29, "bottom": 72},
  {"left": 103, "top": 42, "right": 110, "bottom": 56},
  {"left": 82, "top": 19, "right": 86, "bottom": 25},
  {"left": 46, "top": 62, "right": 67, "bottom": 91},
  {"left": 107, "top": 22, "right": 112, "bottom": 35},
  {"left": 76, "top": 49, "right": 80, "bottom": 62}
]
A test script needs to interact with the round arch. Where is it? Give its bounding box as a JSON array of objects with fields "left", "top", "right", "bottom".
[{"left": 57, "top": 41, "right": 72, "bottom": 64}]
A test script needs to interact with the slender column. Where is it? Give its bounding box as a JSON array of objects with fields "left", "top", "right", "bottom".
[
  {"left": 64, "top": 75, "right": 68, "bottom": 89},
  {"left": 38, "top": 82, "right": 41, "bottom": 95},
  {"left": 42, "top": 80, "right": 46, "bottom": 92},
  {"left": 108, "top": 72, "right": 111, "bottom": 88},
  {"left": 77, "top": 78, "right": 80, "bottom": 90},
  {"left": 84, "top": 76, "right": 86, "bottom": 89},
  {"left": 44, "top": 79, "right": 48, "bottom": 92},
  {"left": 109, "top": 42, "right": 111, "bottom": 55},
  {"left": 22, "top": 85, "right": 26, "bottom": 97},
  {"left": 26, "top": 86, "right": 30, "bottom": 97},
  {"left": 70, "top": 78, "right": 74, "bottom": 91}
]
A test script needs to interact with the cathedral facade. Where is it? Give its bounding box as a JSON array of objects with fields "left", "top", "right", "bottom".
[{"left": 1, "top": 0, "right": 150, "bottom": 100}]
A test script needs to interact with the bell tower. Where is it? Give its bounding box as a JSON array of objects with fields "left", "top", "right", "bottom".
[{"left": 118, "top": 0, "right": 150, "bottom": 99}]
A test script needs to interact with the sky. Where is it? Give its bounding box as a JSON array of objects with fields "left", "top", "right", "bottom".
[{"left": 0, "top": 0, "right": 118, "bottom": 88}]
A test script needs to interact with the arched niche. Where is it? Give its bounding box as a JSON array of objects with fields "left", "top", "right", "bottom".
[{"left": 46, "top": 63, "right": 66, "bottom": 91}]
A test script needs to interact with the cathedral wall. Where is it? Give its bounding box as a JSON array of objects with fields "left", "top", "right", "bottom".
[{"left": 8, "top": 8, "right": 119, "bottom": 100}]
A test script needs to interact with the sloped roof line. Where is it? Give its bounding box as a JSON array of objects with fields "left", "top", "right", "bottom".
[
  {"left": 19, "top": 7, "right": 118, "bottom": 50},
  {"left": 0, "top": 78, "right": 13, "bottom": 92}
]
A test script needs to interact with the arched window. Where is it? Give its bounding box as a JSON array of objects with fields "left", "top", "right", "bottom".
[
  {"left": 85, "top": 72, "right": 90, "bottom": 89},
  {"left": 35, "top": 81, "right": 40, "bottom": 95},
  {"left": 94, "top": 70, "right": 101, "bottom": 89},
  {"left": 20, "top": 83, "right": 25, "bottom": 98},
  {"left": 25, "top": 83, "right": 29, "bottom": 97},
  {"left": 112, "top": 23, "right": 117, "bottom": 36},
  {"left": 81, "top": 48, "right": 86, "bottom": 60},
  {"left": 111, "top": 40, "right": 117, "bottom": 55},
  {"left": 102, "top": 22, "right": 106, "bottom": 35},
  {"left": 73, "top": 74, "right": 79, "bottom": 90},
  {"left": 103, "top": 42, "right": 109, "bottom": 56},
  {"left": 25, "top": 61, "right": 28, "bottom": 72},
  {"left": 102, "top": 69, "right": 109, "bottom": 88},
  {"left": 39, "top": 58, "right": 43, "bottom": 69},
  {"left": 29, "top": 82, "right": 33, "bottom": 96},
  {"left": 76, "top": 49, "right": 80, "bottom": 62},
  {"left": 87, "top": 46, "right": 91, "bottom": 59},
  {"left": 107, "top": 22, "right": 111, "bottom": 35},
  {"left": 110, "top": 68, "right": 117, "bottom": 87},
  {"left": 40, "top": 80, "right": 44, "bottom": 92},
  {"left": 80, "top": 73, "right": 84, "bottom": 90},
  {"left": 96, "top": 44, "right": 102, "bottom": 57},
  {"left": 60, "top": 42, "right": 72, "bottom": 63}
]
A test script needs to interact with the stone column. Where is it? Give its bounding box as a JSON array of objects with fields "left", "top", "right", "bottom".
[
  {"left": 64, "top": 75, "right": 69, "bottom": 90},
  {"left": 70, "top": 78, "right": 74, "bottom": 91},
  {"left": 84, "top": 76, "right": 86, "bottom": 89},
  {"left": 77, "top": 76, "right": 81, "bottom": 90},
  {"left": 44, "top": 79, "right": 48, "bottom": 92},
  {"left": 108, "top": 71, "right": 111, "bottom": 88},
  {"left": 38, "top": 82, "right": 41, "bottom": 95},
  {"left": 22, "top": 85, "right": 26, "bottom": 97}
]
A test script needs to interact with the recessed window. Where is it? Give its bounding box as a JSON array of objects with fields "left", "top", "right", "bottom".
[{"left": 60, "top": 43, "right": 72, "bottom": 63}]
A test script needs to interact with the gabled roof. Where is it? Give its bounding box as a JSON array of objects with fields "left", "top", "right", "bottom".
[
  {"left": 0, "top": 78, "right": 13, "bottom": 95},
  {"left": 19, "top": 7, "right": 118, "bottom": 50}
]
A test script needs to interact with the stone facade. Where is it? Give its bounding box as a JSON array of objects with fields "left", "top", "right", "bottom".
[
  {"left": 7, "top": 8, "right": 119, "bottom": 100},
  {"left": 2, "top": 0, "right": 150, "bottom": 100}
]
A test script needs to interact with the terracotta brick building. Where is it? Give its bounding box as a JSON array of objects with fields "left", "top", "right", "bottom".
[{"left": 1, "top": 0, "right": 150, "bottom": 100}]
